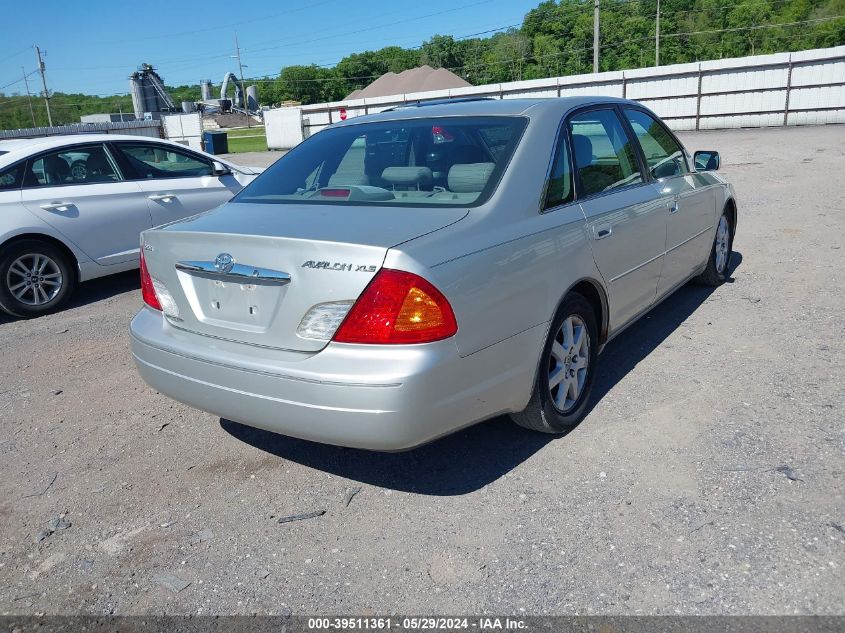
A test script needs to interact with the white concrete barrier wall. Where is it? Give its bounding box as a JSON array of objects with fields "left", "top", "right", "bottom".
[
  {"left": 264, "top": 107, "right": 304, "bottom": 149},
  {"left": 162, "top": 113, "right": 203, "bottom": 150},
  {"left": 277, "top": 45, "right": 845, "bottom": 138}
]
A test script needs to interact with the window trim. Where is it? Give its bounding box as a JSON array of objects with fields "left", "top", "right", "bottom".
[
  {"left": 109, "top": 140, "right": 214, "bottom": 181},
  {"left": 19, "top": 142, "right": 124, "bottom": 191},
  {"left": 565, "top": 104, "right": 651, "bottom": 202},
  {"left": 540, "top": 116, "right": 578, "bottom": 214},
  {"left": 619, "top": 105, "right": 691, "bottom": 181}
]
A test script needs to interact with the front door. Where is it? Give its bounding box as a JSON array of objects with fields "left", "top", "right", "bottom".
[
  {"left": 622, "top": 108, "right": 716, "bottom": 295},
  {"left": 570, "top": 108, "right": 667, "bottom": 331},
  {"left": 20, "top": 143, "right": 152, "bottom": 266}
]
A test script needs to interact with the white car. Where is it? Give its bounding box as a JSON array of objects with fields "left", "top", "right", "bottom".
[{"left": 0, "top": 134, "right": 261, "bottom": 317}]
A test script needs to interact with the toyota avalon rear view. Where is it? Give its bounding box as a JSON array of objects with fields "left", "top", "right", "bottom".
[{"left": 130, "top": 96, "right": 736, "bottom": 450}]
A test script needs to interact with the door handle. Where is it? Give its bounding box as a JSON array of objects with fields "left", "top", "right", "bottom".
[
  {"left": 595, "top": 225, "right": 612, "bottom": 239},
  {"left": 40, "top": 202, "right": 74, "bottom": 212},
  {"left": 669, "top": 198, "right": 680, "bottom": 214},
  {"left": 148, "top": 194, "right": 177, "bottom": 202}
]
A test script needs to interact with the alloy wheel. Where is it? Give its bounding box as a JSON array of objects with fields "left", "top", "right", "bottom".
[
  {"left": 548, "top": 315, "right": 590, "bottom": 413},
  {"left": 5, "top": 253, "right": 63, "bottom": 306},
  {"left": 715, "top": 214, "right": 730, "bottom": 274}
]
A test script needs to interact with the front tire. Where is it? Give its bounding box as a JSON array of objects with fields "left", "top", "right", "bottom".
[
  {"left": 695, "top": 211, "right": 733, "bottom": 286},
  {"left": 511, "top": 292, "right": 599, "bottom": 434},
  {"left": 0, "top": 239, "right": 76, "bottom": 318}
]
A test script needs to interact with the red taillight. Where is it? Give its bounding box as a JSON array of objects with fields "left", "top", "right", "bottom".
[
  {"left": 333, "top": 269, "right": 457, "bottom": 344},
  {"left": 140, "top": 250, "right": 161, "bottom": 311}
]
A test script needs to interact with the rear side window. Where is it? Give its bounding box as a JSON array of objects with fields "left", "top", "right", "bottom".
[
  {"left": 0, "top": 164, "right": 24, "bottom": 190},
  {"left": 544, "top": 129, "right": 574, "bottom": 210},
  {"left": 624, "top": 109, "right": 689, "bottom": 179},
  {"left": 116, "top": 143, "right": 212, "bottom": 179},
  {"left": 569, "top": 109, "right": 642, "bottom": 197},
  {"left": 25, "top": 144, "right": 122, "bottom": 187},
  {"left": 235, "top": 116, "right": 527, "bottom": 208}
]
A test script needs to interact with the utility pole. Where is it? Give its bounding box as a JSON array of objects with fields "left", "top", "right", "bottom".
[
  {"left": 593, "top": 0, "right": 600, "bottom": 74},
  {"left": 655, "top": 0, "right": 661, "bottom": 67},
  {"left": 21, "top": 66, "right": 36, "bottom": 126},
  {"left": 34, "top": 46, "right": 52, "bottom": 126},
  {"left": 232, "top": 32, "right": 250, "bottom": 128}
]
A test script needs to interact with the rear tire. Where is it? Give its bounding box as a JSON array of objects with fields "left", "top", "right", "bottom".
[
  {"left": 695, "top": 211, "right": 732, "bottom": 287},
  {"left": 0, "top": 239, "right": 76, "bottom": 318},
  {"left": 511, "top": 292, "right": 599, "bottom": 434}
]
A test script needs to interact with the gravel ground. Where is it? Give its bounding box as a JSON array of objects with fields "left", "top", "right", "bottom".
[{"left": 1, "top": 125, "right": 843, "bottom": 616}]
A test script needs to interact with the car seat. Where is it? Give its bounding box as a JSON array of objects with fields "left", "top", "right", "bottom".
[
  {"left": 572, "top": 134, "right": 615, "bottom": 195},
  {"left": 43, "top": 155, "right": 70, "bottom": 185}
]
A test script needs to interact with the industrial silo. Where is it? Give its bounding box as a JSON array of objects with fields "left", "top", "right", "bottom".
[
  {"left": 246, "top": 85, "right": 258, "bottom": 111},
  {"left": 129, "top": 75, "right": 145, "bottom": 119}
]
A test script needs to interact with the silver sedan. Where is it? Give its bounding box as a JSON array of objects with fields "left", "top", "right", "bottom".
[
  {"left": 130, "top": 97, "right": 736, "bottom": 450},
  {"left": 0, "top": 134, "right": 260, "bottom": 317}
]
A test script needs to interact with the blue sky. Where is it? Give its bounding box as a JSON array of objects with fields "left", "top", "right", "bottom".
[{"left": 0, "top": 0, "right": 540, "bottom": 97}]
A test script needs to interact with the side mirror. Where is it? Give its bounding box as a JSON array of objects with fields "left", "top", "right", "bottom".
[
  {"left": 694, "top": 150, "right": 720, "bottom": 172},
  {"left": 212, "top": 161, "right": 231, "bottom": 176}
]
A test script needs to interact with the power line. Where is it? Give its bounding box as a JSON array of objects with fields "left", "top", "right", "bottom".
[
  {"left": 2, "top": 12, "right": 842, "bottom": 104},
  {"left": 44, "top": 0, "right": 493, "bottom": 75},
  {"left": 227, "top": 14, "right": 845, "bottom": 84},
  {"left": 0, "top": 45, "right": 32, "bottom": 65},
  {"left": 0, "top": 69, "right": 37, "bottom": 92}
]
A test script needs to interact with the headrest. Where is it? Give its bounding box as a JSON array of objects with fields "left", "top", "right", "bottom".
[
  {"left": 571, "top": 134, "right": 593, "bottom": 167},
  {"left": 447, "top": 162, "right": 495, "bottom": 193},
  {"left": 328, "top": 172, "right": 370, "bottom": 187},
  {"left": 381, "top": 166, "right": 433, "bottom": 187}
]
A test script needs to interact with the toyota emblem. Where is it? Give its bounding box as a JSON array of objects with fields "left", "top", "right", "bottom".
[{"left": 214, "top": 253, "right": 235, "bottom": 274}]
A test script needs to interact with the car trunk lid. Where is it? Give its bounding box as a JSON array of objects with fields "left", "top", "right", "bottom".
[{"left": 141, "top": 202, "right": 467, "bottom": 352}]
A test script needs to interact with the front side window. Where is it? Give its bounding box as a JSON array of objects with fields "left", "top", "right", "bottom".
[
  {"left": 569, "top": 109, "right": 643, "bottom": 197},
  {"left": 544, "top": 128, "right": 574, "bottom": 210},
  {"left": 235, "top": 116, "right": 527, "bottom": 208},
  {"left": 25, "top": 144, "right": 121, "bottom": 187},
  {"left": 624, "top": 108, "right": 689, "bottom": 179},
  {"left": 116, "top": 143, "right": 212, "bottom": 179},
  {"left": 0, "top": 164, "right": 24, "bottom": 190}
]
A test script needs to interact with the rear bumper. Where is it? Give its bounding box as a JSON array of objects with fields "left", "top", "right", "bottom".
[{"left": 129, "top": 307, "right": 545, "bottom": 450}]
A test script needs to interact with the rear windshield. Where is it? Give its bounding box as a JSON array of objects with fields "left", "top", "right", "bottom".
[{"left": 235, "top": 116, "right": 527, "bottom": 207}]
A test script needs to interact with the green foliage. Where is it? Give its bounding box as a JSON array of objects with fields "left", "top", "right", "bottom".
[
  {"left": 1, "top": 0, "right": 842, "bottom": 128},
  {"left": 0, "top": 92, "right": 134, "bottom": 129}
]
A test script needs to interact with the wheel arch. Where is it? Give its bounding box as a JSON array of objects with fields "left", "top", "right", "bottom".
[
  {"left": 560, "top": 277, "right": 609, "bottom": 345},
  {"left": 724, "top": 197, "right": 737, "bottom": 237},
  {"left": 0, "top": 232, "right": 81, "bottom": 284},
  {"left": 516, "top": 276, "right": 609, "bottom": 419}
]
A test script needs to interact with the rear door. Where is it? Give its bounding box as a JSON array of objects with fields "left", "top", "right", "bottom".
[
  {"left": 111, "top": 141, "right": 243, "bottom": 227},
  {"left": 571, "top": 107, "right": 667, "bottom": 331},
  {"left": 20, "top": 143, "right": 152, "bottom": 266},
  {"left": 622, "top": 108, "right": 716, "bottom": 295}
]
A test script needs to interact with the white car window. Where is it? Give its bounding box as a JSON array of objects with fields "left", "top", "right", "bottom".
[
  {"left": 0, "top": 163, "right": 24, "bottom": 190},
  {"left": 117, "top": 143, "right": 213, "bottom": 179},
  {"left": 26, "top": 144, "right": 122, "bottom": 187}
]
